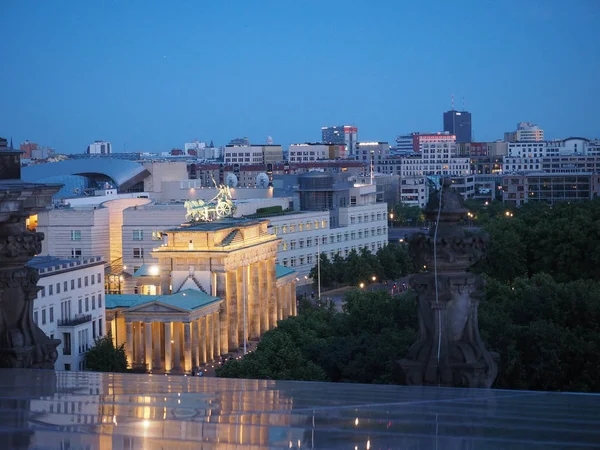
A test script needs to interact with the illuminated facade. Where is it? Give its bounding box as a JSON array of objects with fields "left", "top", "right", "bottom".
[{"left": 107, "top": 218, "right": 297, "bottom": 374}]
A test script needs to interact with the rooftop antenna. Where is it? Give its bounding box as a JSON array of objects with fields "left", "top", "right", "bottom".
[
  {"left": 462, "top": 96, "right": 466, "bottom": 111},
  {"left": 451, "top": 94, "right": 455, "bottom": 111}
]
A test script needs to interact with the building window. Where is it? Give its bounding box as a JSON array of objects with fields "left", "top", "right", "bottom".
[
  {"left": 314, "top": 221, "right": 319, "bottom": 230},
  {"left": 307, "top": 254, "right": 313, "bottom": 264},
  {"left": 298, "top": 223, "right": 303, "bottom": 232},
  {"left": 98, "top": 294, "right": 102, "bottom": 308},
  {"left": 64, "top": 281, "right": 68, "bottom": 292},
  {"left": 33, "top": 310, "right": 38, "bottom": 325},
  {"left": 282, "top": 259, "right": 288, "bottom": 267},
  {"left": 290, "top": 241, "right": 296, "bottom": 250},
  {"left": 85, "top": 276, "right": 89, "bottom": 287},
  {"left": 40, "top": 287, "right": 45, "bottom": 297},
  {"left": 92, "top": 295, "right": 96, "bottom": 309},
  {"left": 92, "top": 321, "right": 96, "bottom": 339},
  {"left": 78, "top": 299, "right": 82, "bottom": 314},
  {"left": 133, "top": 230, "right": 144, "bottom": 241},
  {"left": 64, "top": 364, "right": 71, "bottom": 371},
  {"left": 282, "top": 226, "right": 287, "bottom": 234},
  {"left": 71, "top": 248, "right": 82, "bottom": 258},
  {"left": 63, "top": 333, "right": 71, "bottom": 355},
  {"left": 306, "top": 238, "right": 312, "bottom": 247},
  {"left": 299, "top": 239, "right": 304, "bottom": 248},
  {"left": 91, "top": 275, "right": 95, "bottom": 285},
  {"left": 290, "top": 225, "right": 296, "bottom": 232},
  {"left": 322, "top": 236, "right": 327, "bottom": 245},
  {"left": 152, "top": 231, "right": 163, "bottom": 241},
  {"left": 97, "top": 273, "right": 101, "bottom": 283},
  {"left": 85, "top": 297, "right": 89, "bottom": 312},
  {"left": 306, "top": 222, "right": 311, "bottom": 230},
  {"left": 49, "top": 307, "right": 54, "bottom": 323},
  {"left": 49, "top": 284, "right": 53, "bottom": 295},
  {"left": 78, "top": 278, "right": 81, "bottom": 288},
  {"left": 290, "top": 258, "right": 296, "bottom": 267},
  {"left": 98, "top": 318, "right": 103, "bottom": 336},
  {"left": 70, "top": 230, "right": 81, "bottom": 241},
  {"left": 133, "top": 248, "right": 144, "bottom": 259}
]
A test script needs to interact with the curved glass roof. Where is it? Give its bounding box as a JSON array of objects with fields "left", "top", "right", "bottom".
[{"left": 22, "top": 158, "right": 150, "bottom": 191}]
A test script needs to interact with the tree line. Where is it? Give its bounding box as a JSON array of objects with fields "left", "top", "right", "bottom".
[{"left": 308, "top": 244, "right": 414, "bottom": 289}]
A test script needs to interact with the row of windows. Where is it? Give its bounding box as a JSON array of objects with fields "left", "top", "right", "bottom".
[
  {"left": 280, "top": 241, "right": 385, "bottom": 267},
  {"left": 39, "top": 273, "right": 102, "bottom": 297},
  {"left": 34, "top": 295, "right": 103, "bottom": 326},
  {"left": 33, "top": 306, "right": 54, "bottom": 325},
  {"left": 132, "top": 230, "right": 163, "bottom": 241},
  {"left": 279, "top": 227, "right": 386, "bottom": 251},
  {"left": 349, "top": 212, "right": 386, "bottom": 224},
  {"left": 272, "top": 219, "right": 328, "bottom": 235}
]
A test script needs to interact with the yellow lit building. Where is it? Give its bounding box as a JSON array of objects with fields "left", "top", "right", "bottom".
[{"left": 106, "top": 218, "right": 297, "bottom": 373}]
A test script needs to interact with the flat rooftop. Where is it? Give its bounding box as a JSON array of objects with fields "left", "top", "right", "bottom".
[{"left": 1, "top": 369, "right": 599, "bottom": 448}]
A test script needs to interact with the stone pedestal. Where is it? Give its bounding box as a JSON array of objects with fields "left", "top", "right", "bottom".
[
  {"left": 399, "top": 179, "right": 498, "bottom": 388},
  {"left": 0, "top": 144, "right": 62, "bottom": 368}
]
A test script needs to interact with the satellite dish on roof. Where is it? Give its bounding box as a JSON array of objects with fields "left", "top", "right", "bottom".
[
  {"left": 266, "top": 135, "right": 273, "bottom": 145},
  {"left": 256, "top": 172, "right": 269, "bottom": 188},
  {"left": 225, "top": 173, "right": 238, "bottom": 188}
]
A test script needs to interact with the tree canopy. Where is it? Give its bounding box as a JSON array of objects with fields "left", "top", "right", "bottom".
[
  {"left": 308, "top": 244, "right": 413, "bottom": 289},
  {"left": 217, "top": 291, "right": 418, "bottom": 384},
  {"left": 85, "top": 335, "right": 128, "bottom": 373}
]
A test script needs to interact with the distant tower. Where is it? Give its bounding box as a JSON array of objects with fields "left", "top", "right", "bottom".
[
  {"left": 443, "top": 96, "right": 472, "bottom": 143},
  {"left": 266, "top": 136, "right": 274, "bottom": 145}
]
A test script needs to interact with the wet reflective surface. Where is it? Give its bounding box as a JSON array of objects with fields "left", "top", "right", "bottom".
[{"left": 0, "top": 369, "right": 599, "bottom": 449}]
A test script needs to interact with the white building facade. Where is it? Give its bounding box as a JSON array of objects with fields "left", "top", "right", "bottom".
[
  {"left": 29, "top": 256, "right": 106, "bottom": 371},
  {"left": 504, "top": 122, "right": 544, "bottom": 142},
  {"left": 86, "top": 141, "right": 112, "bottom": 154},
  {"left": 271, "top": 184, "right": 388, "bottom": 278}
]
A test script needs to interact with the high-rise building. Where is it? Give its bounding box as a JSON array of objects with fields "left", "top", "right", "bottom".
[
  {"left": 321, "top": 125, "right": 358, "bottom": 157},
  {"left": 86, "top": 141, "right": 112, "bottom": 154},
  {"left": 504, "top": 122, "right": 544, "bottom": 142},
  {"left": 443, "top": 110, "right": 472, "bottom": 143}
]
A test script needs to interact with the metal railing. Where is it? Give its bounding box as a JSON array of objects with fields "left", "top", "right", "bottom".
[{"left": 57, "top": 314, "right": 92, "bottom": 327}]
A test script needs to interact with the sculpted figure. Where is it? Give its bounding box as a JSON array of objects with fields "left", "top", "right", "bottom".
[{"left": 400, "top": 179, "right": 498, "bottom": 388}]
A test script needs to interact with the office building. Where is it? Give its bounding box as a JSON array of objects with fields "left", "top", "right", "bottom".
[
  {"left": 503, "top": 173, "right": 596, "bottom": 206},
  {"left": 321, "top": 125, "right": 358, "bottom": 156},
  {"left": 86, "top": 141, "right": 112, "bottom": 154},
  {"left": 504, "top": 122, "right": 544, "bottom": 142},
  {"left": 355, "top": 142, "right": 390, "bottom": 164},
  {"left": 20, "top": 140, "right": 38, "bottom": 159},
  {"left": 288, "top": 143, "right": 347, "bottom": 162},
  {"left": 28, "top": 256, "right": 106, "bottom": 371},
  {"left": 443, "top": 110, "right": 472, "bottom": 143},
  {"left": 223, "top": 145, "right": 283, "bottom": 166}
]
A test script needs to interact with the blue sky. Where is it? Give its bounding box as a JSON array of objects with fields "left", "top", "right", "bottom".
[{"left": 1, "top": 0, "right": 598, "bottom": 153}]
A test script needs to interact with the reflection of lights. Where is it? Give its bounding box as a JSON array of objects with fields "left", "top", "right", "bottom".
[
  {"left": 149, "top": 265, "right": 160, "bottom": 276},
  {"left": 142, "top": 420, "right": 150, "bottom": 429},
  {"left": 354, "top": 417, "right": 359, "bottom": 426},
  {"left": 171, "top": 340, "right": 174, "bottom": 343},
  {"left": 289, "top": 441, "right": 293, "bottom": 448},
  {"left": 366, "top": 439, "right": 371, "bottom": 450}
]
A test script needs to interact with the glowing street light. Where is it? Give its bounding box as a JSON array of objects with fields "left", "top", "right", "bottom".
[
  {"left": 371, "top": 275, "right": 377, "bottom": 282},
  {"left": 359, "top": 282, "right": 365, "bottom": 289}
]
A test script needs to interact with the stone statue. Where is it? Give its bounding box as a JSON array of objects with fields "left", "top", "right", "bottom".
[
  {"left": 0, "top": 141, "right": 61, "bottom": 368},
  {"left": 399, "top": 179, "right": 498, "bottom": 388}
]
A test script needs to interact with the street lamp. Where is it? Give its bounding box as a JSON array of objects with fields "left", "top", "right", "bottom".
[
  {"left": 389, "top": 212, "right": 394, "bottom": 229},
  {"left": 371, "top": 275, "right": 377, "bottom": 282},
  {"left": 359, "top": 282, "right": 365, "bottom": 289}
]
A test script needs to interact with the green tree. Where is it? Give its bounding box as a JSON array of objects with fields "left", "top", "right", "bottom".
[
  {"left": 85, "top": 335, "right": 128, "bottom": 373},
  {"left": 393, "top": 204, "right": 424, "bottom": 226},
  {"left": 480, "top": 274, "right": 600, "bottom": 392}
]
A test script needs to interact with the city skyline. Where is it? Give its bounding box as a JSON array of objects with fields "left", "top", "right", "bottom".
[{"left": 1, "top": 0, "right": 599, "bottom": 153}]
